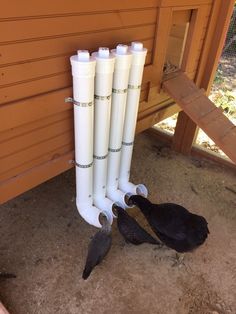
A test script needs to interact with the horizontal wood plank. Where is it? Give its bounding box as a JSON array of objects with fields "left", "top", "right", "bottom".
[
  {"left": 136, "top": 103, "right": 180, "bottom": 133},
  {"left": 0, "top": 110, "right": 73, "bottom": 142},
  {"left": 163, "top": 71, "right": 236, "bottom": 163},
  {"left": 0, "top": 143, "right": 73, "bottom": 182},
  {"left": 0, "top": 88, "right": 72, "bottom": 132},
  {"left": 0, "top": 10, "right": 156, "bottom": 44},
  {"left": 0, "top": 117, "right": 73, "bottom": 159},
  {"left": 0, "top": 151, "right": 74, "bottom": 204},
  {"left": 0, "top": 1, "right": 158, "bottom": 19},
  {"left": 0, "top": 130, "right": 74, "bottom": 174},
  {"left": 0, "top": 25, "right": 155, "bottom": 66}
]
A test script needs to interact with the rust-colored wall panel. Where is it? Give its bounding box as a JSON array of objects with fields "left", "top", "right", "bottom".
[
  {"left": 0, "top": 1, "right": 158, "bottom": 18},
  {"left": 0, "top": 118, "right": 73, "bottom": 159},
  {"left": 1, "top": 43, "right": 153, "bottom": 86},
  {"left": 0, "top": 50, "right": 153, "bottom": 104},
  {"left": 0, "top": 88, "right": 72, "bottom": 132},
  {"left": 0, "top": 143, "right": 74, "bottom": 182},
  {"left": 0, "top": 10, "right": 157, "bottom": 43},
  {"left": 0, "top": 25, "right": 155, "bottom": 67},
  {"left": 0, "top": 130, "right": 74, "bottom": 174},
  {"left": 0, "top": 110, "right": 72, "bottom": 142},
  {"left": 0, "top": 0, "right": 222, "bottom": 203}
]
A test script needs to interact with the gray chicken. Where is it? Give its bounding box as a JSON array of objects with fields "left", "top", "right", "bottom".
[
  {"left": 115, "top": 205, "right": 161, "bottom": 245},
  {"left": 82, "top": 215, "right": 112, "bottom": 280}
]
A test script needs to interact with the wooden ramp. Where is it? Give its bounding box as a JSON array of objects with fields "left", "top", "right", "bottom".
[{"left": 162, "top": 71, "right": 236, "bottom": 164}]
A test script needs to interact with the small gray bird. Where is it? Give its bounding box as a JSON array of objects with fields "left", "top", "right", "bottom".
[
  {"left": 82, "top": 215, "right": 112, "bottom": 280},
  {"left": 115, "top": 205, "right": 161, "bottom": 245},
  {"left": 0, "top": 272, "right": 16, "bottom": 279}
]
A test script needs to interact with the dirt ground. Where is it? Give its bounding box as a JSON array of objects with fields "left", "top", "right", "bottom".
[{"left": 0, "top": 133, "right": 236, "bottom": 314}]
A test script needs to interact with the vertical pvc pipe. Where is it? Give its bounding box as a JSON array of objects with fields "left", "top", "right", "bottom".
[
  {"left": 70, "top": 50, "right": 113, "bottom": 228},
  {"left": 92, "top": 48, "right": 117, "bottom": 213},
  {"left": 119, "top": 42, "right": 148, "bottom": 197},
  {"left": 106, "top": 45, "right": 132, "bottom": 207}
]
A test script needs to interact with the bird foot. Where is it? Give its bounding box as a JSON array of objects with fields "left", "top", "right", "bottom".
[
  {"left": 171, "top": 253, "right": 186, "bottom": 268},
  {"left": 154, "top": 242, "right": 165, "bottom": 249}
]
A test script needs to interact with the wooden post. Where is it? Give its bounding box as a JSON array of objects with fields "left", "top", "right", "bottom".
[
  {"left": 172, "top": 0, "right": 235, "bottom": 154},
  {"left": 198, "top": 0, "right": 235, "bottom": 94},
  {"left": 172, "top": 111, "right": 198, "bottom": 153},
  {"left": 172, "top": 7, "right": 206, "bottom": 153},
  {"left": 147, "top": 7, "right": 172, "bottom": 101}
]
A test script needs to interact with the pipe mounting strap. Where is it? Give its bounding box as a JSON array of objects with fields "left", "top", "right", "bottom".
[
  {"left": 108, "top": 147, "right": 122, "bottom": 153},
  {"left": 65, "top": 97, "right": 93, "bottom": 107},
  {"left": 75, "top": 162, "right": 93, "bottom": 168},
  {"left": 128, "top": 84, "right": 141, "bottom": 90},
  {"left": 122, "top": 141, "right": 134, "bottom": 146},
  {"left": 94, "top": 95, "right": 111, "bottom": 100},
  {"left": 112, "top": 88, "right": 127, "bottom": 94},
  {"left": 93, "top": 154, "right": 108, "bottom": 160}
]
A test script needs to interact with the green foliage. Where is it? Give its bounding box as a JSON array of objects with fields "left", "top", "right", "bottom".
[
  {"left": 213, "top": 69, "right": 224, "bottom": 85},
  {"left": 211, "top": 88, "right": 236, "bottom": 117}
]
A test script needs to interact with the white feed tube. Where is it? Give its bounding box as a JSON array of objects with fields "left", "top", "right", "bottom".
[
  {"left": 106, "top": 45, "right": 132, "bottom": 207},
  {"left": 70, "top": 50, "right": 113, "bottom": 228},
  {"left": 92, "top": 48, "right": 117, "bottom": 212},
  {"left": 119, "top": 42, "right": 148, "bottom": 197}
]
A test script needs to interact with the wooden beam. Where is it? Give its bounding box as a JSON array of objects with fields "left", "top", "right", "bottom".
[
  {"left": 199, "top": 0, "right": 235, "bottom": 94},
  {"left": 136, "top": 103, "right": 180, "bottom": 134},
  {"left": 172, "top": 7, "right": 207, "bottom": 154},
  {"left": 163, "top": 71, "right": 236, "bottom": 163},
  {"left": 146, "top": 127, "right": 173, "bottom": 144},
  {"left": 161, "top": 0, "right": 214, "bottom": 7},
  {"left": 146, "top": 127, "right": 236, "bottom": 172},
  {"left": 194, "top": 0, "right": 222, "bottom": 89},
  {"left": 171, "top": 1, "right": 235, "bottom": 154},
  {"left": 172, "top": 111, "right": 197, "bottom": 153},
  {"left": 148, "top": 7, "right": 173, "bottom": 99},
  {"left": 191, "top": 145, "right": 236, "bottom": 172}
]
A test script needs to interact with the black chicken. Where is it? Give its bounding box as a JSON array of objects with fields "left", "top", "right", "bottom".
[
  {"left": 115, "top": 205, "right": 161, "bottom": 245},
  {"left": 82, "top": 215, "right": 112, "bottom": 280},
  {"left": 128, "top": 195, "right": 209, "bottom": 253}
]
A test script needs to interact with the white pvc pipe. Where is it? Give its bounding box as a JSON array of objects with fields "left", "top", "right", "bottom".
[
  {"left": 92, "top": 47, "right": 117, "bottom": 213},
  {"left": 119, "top": 42, "right": 148, "bottom": 197},
  {"left": 106, "top": 45, "right": 132, "bottom": 208},
  {"left": 70, "top": 50, "right": 113, "bottom": 228}
]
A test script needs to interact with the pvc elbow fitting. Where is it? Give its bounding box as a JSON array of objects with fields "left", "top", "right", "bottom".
[
  {"left": 77, "top": 200, "right": 113, "bottom": 228},
  {"left": 93, "top": 196, "right": 114, "bottom": 218},
  {"left": 106, "top": 187, "right": 127, "bottom": 209},
  {"left": 119, "top": 180, "right": 148, "bottom": 198}
]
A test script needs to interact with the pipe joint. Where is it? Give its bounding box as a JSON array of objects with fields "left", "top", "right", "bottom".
[
  {"left": 76, "top": 200, "right": 113, "bottom": 228},
  {"left": 106, "top": 187, "right": 127, "bottom": 209},
  {"left": 93, "top": 196, "right": 114, "bottom": 219},
  {"left": 119, "top": 180, "right": 148, "bottom": 198}
]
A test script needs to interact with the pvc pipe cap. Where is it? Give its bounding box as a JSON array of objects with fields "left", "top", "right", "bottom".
[
  {"left": 116, "top": 44, "right": 128, "bottom": 55},
  {"left": 77, "top": 50, "right": 90, "bottom": 61},
  {"left": 131, "top": 42, "right": 143, "bottom": 51},
  {"left": 98, "top": 47, "right": 110, "bottom": 58}
]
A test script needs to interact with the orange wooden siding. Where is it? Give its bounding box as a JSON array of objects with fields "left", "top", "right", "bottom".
[{"left": 0, "top": 0, "right": 219, "bottom": 203}]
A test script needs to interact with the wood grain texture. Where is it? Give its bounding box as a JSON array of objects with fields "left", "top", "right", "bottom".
[
  {"left": 0, "top": 0, "right": 230, "bottom": 203},
  {"left": 163, "top": 71, "right": 236, "bottom": 163}
]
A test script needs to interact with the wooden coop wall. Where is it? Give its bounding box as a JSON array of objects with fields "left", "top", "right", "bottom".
[{"left": 0, "top": 0, "right": 219, "bottom": 203}]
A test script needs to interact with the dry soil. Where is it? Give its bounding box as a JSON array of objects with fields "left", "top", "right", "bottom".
[{"left": 0, "top": 133, "right": 236, "bottom": 314}]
